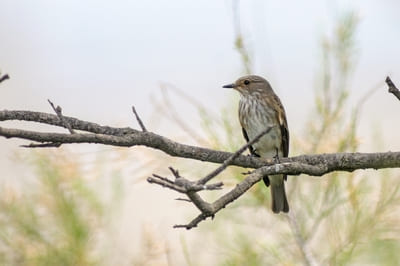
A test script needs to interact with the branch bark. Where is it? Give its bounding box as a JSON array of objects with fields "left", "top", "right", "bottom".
[
  {"left": 386, "top": 76, "right": 400, "bottom": 101},
  {"left": 1, "top": 110, "right": 399, "bottom": 172},
  {"left": 0, "top": 73, "right": 9, "bottom": 84},
  {"left": 1, "top": 77, "right": 400, "bottom": 230}
]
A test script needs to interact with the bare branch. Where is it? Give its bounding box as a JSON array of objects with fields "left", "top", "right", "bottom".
[
  {"left": 171, "top": 166, "right": 265, "bottom": 229},
  {"left": 174, "top": 198, "right": 192, "bottom": 202},
  {"left": 20, "top": 142, "right": 62, "bottom": 148},
  {"left": 0, "top": 110, "right": 135, "bottom": 136},
  {"left": 0, "top": 110, "right": 262, "bottom": 168},
  {"left": 1, "top": 108, "right": 400, "bottom": 229},
  {"left": 174, "top": 213, "right": 209, "bottom": 229},
  {"left": 0, "top": 74, "right": 10, "bottom": 84},
  {"left": 131, "top": 106, "right": 147, "bottom": 132},
  {"left": 386, "top": 76, "right": 400, "bottom": 101},
  {"left": 147, "top": 174, "right": 187, "bottom": 193},
  {"left": 47, "top": 99, "right": 75, "bottom": 134},
  {"left": 198, "top": 126, "right": 273, "bottom": 185},
  {"left": 1, "top": 110, "right": 400, "bottom": 173},
  {"left": 149, "top": 153, "right": 400, "bottom": 229},
  {"left": 147, "top": 169, "right": 223, "bottom": 194}
]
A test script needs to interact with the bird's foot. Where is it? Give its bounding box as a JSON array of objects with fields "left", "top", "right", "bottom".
[{"left": 273, "top": 148, "right": 281, "bottom": 164}]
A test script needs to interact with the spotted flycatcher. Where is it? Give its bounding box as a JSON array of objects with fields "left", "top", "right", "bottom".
[{"left": 223, "top": 75, "right": 289, "bottom": 213}]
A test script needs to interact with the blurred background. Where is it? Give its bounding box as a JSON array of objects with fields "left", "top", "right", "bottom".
[{"left": 1, "top": 0, "right": 400, "bottom": 265}]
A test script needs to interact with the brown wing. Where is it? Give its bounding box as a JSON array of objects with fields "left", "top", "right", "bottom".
[
  {"left": 270, "top": 93, "right": 289, "bottom": 157},
  {"left": 280, "top": 117, "right": 289, "bottom": 157},
  {"left": 273, "top": 93, "right": 289, "bottom": 181}
]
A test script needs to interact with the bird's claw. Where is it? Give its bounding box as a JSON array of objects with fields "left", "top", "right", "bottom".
[{"left": 273, "top": 148, "right": 281, "bottom": 164}]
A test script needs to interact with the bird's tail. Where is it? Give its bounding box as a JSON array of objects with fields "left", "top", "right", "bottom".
[{"left": 270, "top": 175, "right": 289, "bottom": 213}]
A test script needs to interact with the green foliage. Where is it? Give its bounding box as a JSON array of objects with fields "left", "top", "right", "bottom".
[
  {"left": 220, "top": 234, "right": 264, "bottom": 266},
  {"left": 0, "top": 151, "right": 107, "bottom": 266}
]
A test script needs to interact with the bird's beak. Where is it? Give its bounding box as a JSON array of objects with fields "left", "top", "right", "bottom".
[{"left": 222, "top": 83, "right": 235, "bottom": 88}]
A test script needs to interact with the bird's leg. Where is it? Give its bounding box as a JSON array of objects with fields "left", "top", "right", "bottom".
[
  {"left": 273, "top": 148, "right": 281, "bottom": 164},
  {"left": 249, "top": 149, "right": 260, "bottom": 158}
]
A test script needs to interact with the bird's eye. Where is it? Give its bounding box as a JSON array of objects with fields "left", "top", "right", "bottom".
[{"left": 244, "top": 80, "right": 250, "bottom": 85}]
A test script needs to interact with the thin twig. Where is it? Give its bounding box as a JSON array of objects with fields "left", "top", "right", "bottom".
[
  {"left": 147, "top": 172, "right": 223, "bottom": 193},
  {"left": 385, "top": 76, "right": 400, "bottom": 101},
  {"left": 147, "top": 175, "right": 187, "bottom": 193},
  {"left": 175, "top": 198, "right": 192, "bottom": 202},
  {"left": 21, "top": 142, "right": 61, "bottom": 148},
  {"left": 47, "top": 99, "right": 75, "bottom": 134},
  {"left": 169, "top": 167, "right": 180, "bottom": 179},
  {"left": 131, "top": 106, "right": 147, "bottom": 132},
  {"left": 174, "top": 213, "right": 209, "bottom": 229},
  {"left": 198, "top": 126, "right": 273, "bottom": 185},
  {"left": 0, "top": 74, "right": 10, "bottom": 84},
  {"left": 151, "top": 173, "right": 175, "bottom": 184}
]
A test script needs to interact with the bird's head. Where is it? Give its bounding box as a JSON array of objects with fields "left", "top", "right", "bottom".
[{"left": 223, "top": 75, "right": 272, "bottom": 96}]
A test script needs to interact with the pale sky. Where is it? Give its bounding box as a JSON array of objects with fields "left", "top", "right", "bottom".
[{"left": 1, "top": 0, "right": 399, "bottom": 135}]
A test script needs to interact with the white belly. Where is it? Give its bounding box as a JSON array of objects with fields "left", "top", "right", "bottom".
[
  {"left": 239, "top": 96, "right": 282, "bottom": 159},
  {"left": 246, "top": 118, "right": 282, "bottom": 158}
]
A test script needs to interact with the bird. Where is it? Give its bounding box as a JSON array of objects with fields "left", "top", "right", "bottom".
[{"left": 223, "top": 75, "right": 289, "bottom": 213}]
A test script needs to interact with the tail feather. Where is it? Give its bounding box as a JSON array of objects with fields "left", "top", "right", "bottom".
[{"left": 270, "top": 178, "right": 289, "bottom": 213}]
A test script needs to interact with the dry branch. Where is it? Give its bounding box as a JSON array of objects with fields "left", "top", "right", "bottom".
[
  {"left": 1, "top": 76, "right": 400, "bottom": 229},
  {"left": 1, "top": 110, "right": 400, "bottom": 229},
  {"left": 386, "top": 76, "right": 400, "bottom": 101},
  {"left": 131, "top": 106, "right": 147, "bottom": 132},
  {"left": 0, "top": 73, "right": 9, "bottom": 84},
  {"left": 48, "top": 99, "right": 75, "bottom": 134},
  {"left": 1, "top": 110, "right": 399, "bottom": 172}
]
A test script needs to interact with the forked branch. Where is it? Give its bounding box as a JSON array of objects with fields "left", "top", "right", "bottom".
[{"left": 0, "top": 76, "right": 399, "bottom": 228}]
